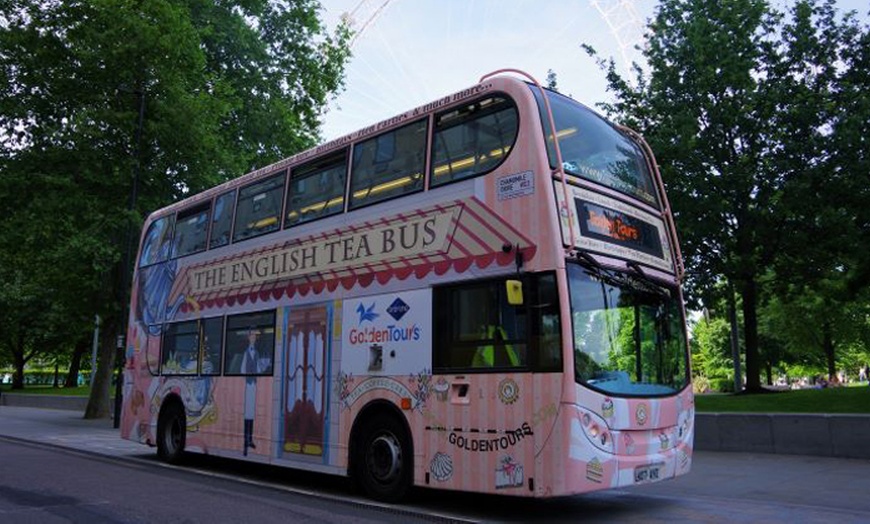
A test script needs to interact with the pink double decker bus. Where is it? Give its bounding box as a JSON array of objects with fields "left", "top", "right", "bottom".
[{"left": 121, "top": 70, "right": 692, "bottom": 502}]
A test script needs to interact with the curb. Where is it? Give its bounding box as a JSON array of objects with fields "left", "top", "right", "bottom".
[
  {"left": 695, "top": 413, "right": 870, "bottom": 460},
  {"left": 1, "top": 393, "right": 90, "bottom": 411}
]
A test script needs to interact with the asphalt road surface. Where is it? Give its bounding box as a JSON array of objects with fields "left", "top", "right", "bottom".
[
  {"left": 2, "top": 436, "right": 869, "bottom": 523},
  {"left": 0, "top": 439, "right": 434, "bottom": 524},
  {"left": 1, "top": 407, "right": 868, "bottom": 523}
]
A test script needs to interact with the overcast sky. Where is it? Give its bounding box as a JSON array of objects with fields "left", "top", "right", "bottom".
[{"left": 318, "top": 0, "right": 869, "bottom": 141}]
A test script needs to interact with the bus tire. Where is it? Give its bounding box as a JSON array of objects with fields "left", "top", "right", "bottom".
[
  {"left": 354, "top": 412, "right": 412, "bottom": 502},
  {"left": 157, "top": 401, "right": 186, "bottom": 464}
]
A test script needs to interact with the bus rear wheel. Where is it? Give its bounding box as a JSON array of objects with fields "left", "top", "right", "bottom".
[
  {"left": 157, "top": 401, "right": 186, "bottom": 464},
  {"left": 355, "top": 413, "right": 411, "bottom": 502}
]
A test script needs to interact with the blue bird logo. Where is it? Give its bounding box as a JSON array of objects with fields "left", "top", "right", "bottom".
[{"left": 356, "top": 302, "right": 379, "bottom": 324}]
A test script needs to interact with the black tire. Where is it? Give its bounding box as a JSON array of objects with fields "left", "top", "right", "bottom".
[
  {"left": 157, "top": 401, "right": 186, "bottom": 464},
  {"left": 354, "top": 412, "right": 412, "bottom": 502}
]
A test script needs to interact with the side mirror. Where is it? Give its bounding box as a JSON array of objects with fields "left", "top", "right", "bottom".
[{"left": 506, "top": 279, "right": 524, "bottom": 306}]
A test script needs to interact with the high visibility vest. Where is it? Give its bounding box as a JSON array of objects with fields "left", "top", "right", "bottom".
[{"left": 473, "top": 325, "right": 519, "bottom": 367}]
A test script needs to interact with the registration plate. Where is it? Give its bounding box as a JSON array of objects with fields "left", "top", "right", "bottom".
[{"left": 634, "top": 463, "right": 664, "bottom": 484}]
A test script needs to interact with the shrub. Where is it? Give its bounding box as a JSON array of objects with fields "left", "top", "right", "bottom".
[{"left": 710, "top": 377, "right": 736, "bottom": 393}]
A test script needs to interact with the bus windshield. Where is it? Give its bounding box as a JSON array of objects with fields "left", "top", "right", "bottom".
[
  {"left": 568, "top": 262, "right": 688, "bottom": 396},
  {"left": 531, "top": 87, "right": 658, "bottom": 207}
]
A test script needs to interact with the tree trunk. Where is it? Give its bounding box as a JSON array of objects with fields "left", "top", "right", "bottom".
[
  {"left": 728, "top": 285, "right": 742, "bottom": 392},
  {"left": 53, "top": 361, "right": 59, "bottom": 388},
  {"left": 823, "top": 321, "right": 835, "bottom": 380},
  {"left": 64, "top": 338, "right": 89, "bottom": 388},
  {"left": 12, "top": 346, "right": 25, "bottom": 390},
  {"left": 740, "top": 278, "right": 762, "bottom": 392},
  {"left": 84, "top": 321, "right": 117, "bottom": 419}
]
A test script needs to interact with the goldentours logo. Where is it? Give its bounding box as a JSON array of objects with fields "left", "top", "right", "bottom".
[
  {"left": 387, "top": 298, "right": 410, "bottom": 321},
  {"left": 356, "top": 302, "right": 379, "bottom": 324}
]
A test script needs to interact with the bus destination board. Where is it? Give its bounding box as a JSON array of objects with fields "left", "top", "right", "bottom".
[{"left": 554, "top": 183, "right": 674, "bottom": 273}]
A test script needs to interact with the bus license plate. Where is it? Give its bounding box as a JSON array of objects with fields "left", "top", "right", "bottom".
[{"left": 634, "top": 463, "right": 663, "bottom": 484}]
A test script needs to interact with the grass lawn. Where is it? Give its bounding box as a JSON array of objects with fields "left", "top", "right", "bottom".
[
  {"left": 0, "top": 384, "right": 91, "bottom": 396},
  {"left": 695, "top": 384, "right": 870, "bottom": 414}
]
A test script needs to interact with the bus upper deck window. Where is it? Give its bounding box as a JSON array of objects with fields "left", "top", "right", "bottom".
[
  {"left": 233, "top": 173, "right": 285, "bottom": 243},
  {"left": 286, "top": 151, "right": 347, "bottom": 228},
  {"left": 138, "top": 215, "right": 174, "bottom": 268},
  {"left": 210, "top": 190, "right": 236, "bottom": 249},
  {"left": 172, "top": 203, "right": 210, "bottom": 258},
  {"left": 431, "top": 95, "right": 518, "bottom": 187},
  {"left": 349, "top": 119, "right": 427, "bottom": 209}
]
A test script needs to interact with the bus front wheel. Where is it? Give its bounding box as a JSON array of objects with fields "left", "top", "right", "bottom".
[
  {"left": 355, "top": 413, "right": 411, "bottom": 502},
  {"left": 157, "top": 401, "right": 186, "bottom": 464}
]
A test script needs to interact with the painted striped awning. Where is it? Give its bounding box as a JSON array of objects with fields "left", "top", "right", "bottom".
[{"left": 172, "top": 198, "right": 536, "bottom": 312}]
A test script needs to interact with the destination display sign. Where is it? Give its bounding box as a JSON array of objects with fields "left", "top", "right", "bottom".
[
  {"left": 577, "top": 200, "right": 664, "bottom": 259},
  {"left": 554, "top": 183, "right": 674, "bottom": 273}
]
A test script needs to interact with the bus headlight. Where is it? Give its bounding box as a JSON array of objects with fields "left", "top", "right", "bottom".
[{"left": 577, "top": 408, "right": 615, "bottom": 454}]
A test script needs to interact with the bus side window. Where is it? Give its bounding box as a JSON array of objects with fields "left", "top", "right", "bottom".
[
  {"left": 433, "top": 279, "right": 527, "bottom": 372},
  {"left": 531, "top": 273, "right": 562, "bottom": 372},
  {"left": 286, "top": 151, "right": 347, "bottom": 228},
  {"left": 139, "top": 215, "right": 174, "bottom": 267},
  {"left": 162, "top": 321, "right": 199, "bottom": 375},
  {"left": 210, "top": 190, "right": 235, "bottom": 249},
  {"left": 223, "top": 311, "right": 275, "bottom": 376},
  {"left": 431, "top": 95, "right": 519, "bottom": 187},
  {"left": 233, "top": 173, "right": 285, "bottom": 243},
  {"left": 349, "top": 119, "right": 427, "bottom": 209},
  {"left": 172, "top": 203, "right": 210, "bottom": 258}
]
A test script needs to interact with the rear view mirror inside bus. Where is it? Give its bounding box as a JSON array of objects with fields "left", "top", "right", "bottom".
[{"left": 506, "top": 279, "right": 524, "bottom": 306}]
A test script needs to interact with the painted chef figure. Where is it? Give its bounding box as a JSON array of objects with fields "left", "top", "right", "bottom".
[{"left": 241, "top": 328, "right": 261, "bottom": 455}]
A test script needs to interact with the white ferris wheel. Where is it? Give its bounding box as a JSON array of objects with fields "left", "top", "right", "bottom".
[{"left": 323, "top": 0, "right": 651, "bottom": 140}]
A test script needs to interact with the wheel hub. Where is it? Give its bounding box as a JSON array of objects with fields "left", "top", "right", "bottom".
[{"left": 369, "top": 433, "right": 401, "bottom": 482}]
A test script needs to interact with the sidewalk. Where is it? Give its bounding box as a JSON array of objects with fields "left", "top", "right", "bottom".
[{"left": 0, "top": 405, "right": 145, "bottom": 458}]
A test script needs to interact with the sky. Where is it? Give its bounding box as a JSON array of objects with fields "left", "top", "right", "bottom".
[{"left": 316, "top": 0, "right": 869, "bottom": 142}]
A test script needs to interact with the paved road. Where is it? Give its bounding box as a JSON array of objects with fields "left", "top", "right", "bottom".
[
  {"left": 2, "top": 406, "right": 869, "bottom": 523},
  {"left": 0, "top": 439, "right": 434, "bottom": 524}
]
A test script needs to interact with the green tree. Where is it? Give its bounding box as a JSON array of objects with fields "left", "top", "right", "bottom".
[
  {"left": 0, "top": 0, "right": 350, "bottom": 416},
  {"left": 0, "top": 168, "right": 110, "bottom": 389},
  {"left": 691, "top": 314, "right": 733, "bottom": 387},
  {"left": 546, "top": 69, "right": 559, "bottom": 92},
  {"left": 586, "top": 0, "right": 867, "bottom": 391},
  {"left": 758, "top": 2, "right": 869, "bottom": 383},
  {"left": 761, "top": 280, "right": 867, "bottom": 380},
  {"left": 829, "top": 11, "right": 870, "bottom": 298}
]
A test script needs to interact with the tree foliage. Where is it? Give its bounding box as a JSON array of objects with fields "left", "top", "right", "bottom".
[
  {"left": 545, "top": 69, "right": 559, "bottom": 92},
  {"left": 586, "top": 0, "right": 869, "bottom": 390},
  {"left": 691, "top": 315, "right": 733, "bottom": 386},
  {"left": 0, "top": 0, "right": 351, "bottom": 414}
]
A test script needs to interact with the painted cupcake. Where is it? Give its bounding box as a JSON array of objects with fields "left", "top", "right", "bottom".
[
  {"left": 602, "top": 398, "right": 614, "bottom": 419},
  {"left": 434, "top": 377, "right": 449, "bottom": 402}
]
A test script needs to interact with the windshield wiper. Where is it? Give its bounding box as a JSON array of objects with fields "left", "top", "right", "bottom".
[
  {"left": 623, "top": 264, "right": 671, "bottom": 298},
  {"left": 575, "top": 251, "right": 600, "bottom": 271},
  {"left": 571, "top": 253, "right": 672, "bottom": 298}
]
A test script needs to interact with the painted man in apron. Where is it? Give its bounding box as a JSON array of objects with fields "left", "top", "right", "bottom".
[{"left": 241, "top": 328, "right": 260, "bottom": 455}]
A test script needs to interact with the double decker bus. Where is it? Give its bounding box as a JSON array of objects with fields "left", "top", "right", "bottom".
[{"left": 121, "top": 70, "right": 692, "bottom": 502}]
